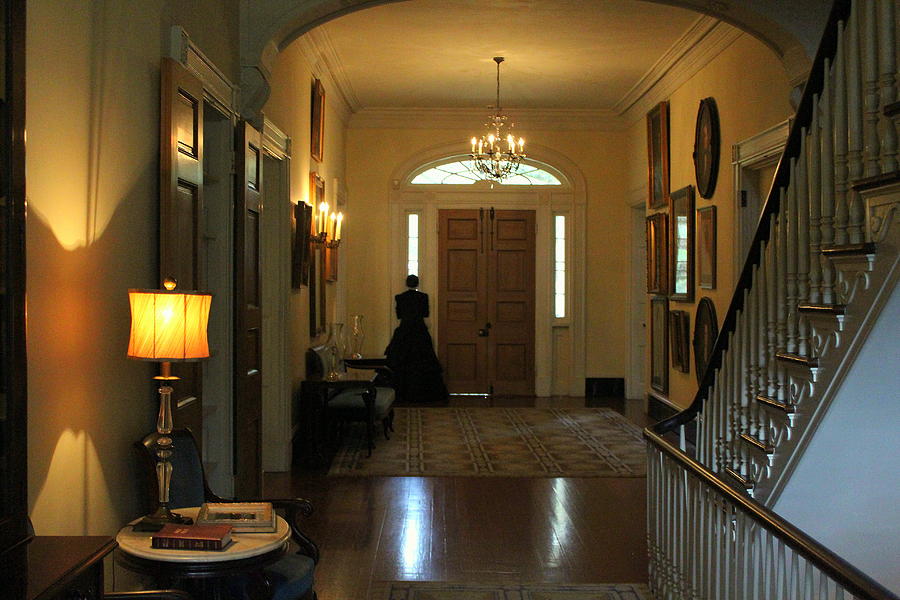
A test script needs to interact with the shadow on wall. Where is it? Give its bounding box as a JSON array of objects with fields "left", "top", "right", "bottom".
[{"left": 27, "top": 175, "right": 160, "bottom": 536}]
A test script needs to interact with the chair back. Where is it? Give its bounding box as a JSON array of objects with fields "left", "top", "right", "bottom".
[{"left": 135, "top": 429, "right": 208, "bottom": 510}]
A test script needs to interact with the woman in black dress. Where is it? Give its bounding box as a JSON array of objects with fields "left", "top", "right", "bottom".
[{"left": 384, "top": 275, "right": 448, "bottom": 404}]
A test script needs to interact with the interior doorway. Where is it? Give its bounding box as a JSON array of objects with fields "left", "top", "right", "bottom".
[
  {"left": 438, "top": 208, "right": 536, "bottom": 396},
  {"left": 628, "top": 203, "right": 648, "bottom": 399}
]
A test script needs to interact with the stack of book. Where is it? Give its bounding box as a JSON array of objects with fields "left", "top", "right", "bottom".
[
  {"left": 196, "top": 501, "right": 276, "bottom": 533},
  {"left": 151, "top": 523, "right": 233, "bottom": 551}
]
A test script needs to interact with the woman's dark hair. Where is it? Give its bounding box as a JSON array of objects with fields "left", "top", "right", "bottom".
[{"left": 406, "top": 274, "right": 419, "bottom": 288}]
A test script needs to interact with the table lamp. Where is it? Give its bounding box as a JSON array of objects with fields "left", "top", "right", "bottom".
[{"left": 127, "top": 278, "right": 212, "bottom": 526}]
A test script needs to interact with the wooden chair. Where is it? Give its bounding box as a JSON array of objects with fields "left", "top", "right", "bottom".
[
  {"left": 305, "top": 348, "right": 396, "bottom": 457},
  {"left": 135, "top": 429, "right": 318, "bottom": 600}
]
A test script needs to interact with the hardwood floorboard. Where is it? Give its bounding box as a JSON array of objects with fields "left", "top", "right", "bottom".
[{"left": 265, "top": 396, "right": 651, "bottom": 599}]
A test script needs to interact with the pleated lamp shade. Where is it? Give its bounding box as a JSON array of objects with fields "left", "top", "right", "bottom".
[{"left": 127, "top": 289, "right": 212, "bottom": 361}]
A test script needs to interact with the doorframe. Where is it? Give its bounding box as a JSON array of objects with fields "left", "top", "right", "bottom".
[
  {"left": 628, "top": 195, "right": 649, "bottom": 400},
  {"left": 732, "top": 118, "right": 791, "bottom": 283},
  {"left": 389, "top": 141, "right": 587, "bottom": 397},
  {"left": 260, "top": 117, "right": 292, "bottom": 472}
]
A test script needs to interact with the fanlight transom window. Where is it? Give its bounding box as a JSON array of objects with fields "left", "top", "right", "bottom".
[{"left": 410, "top": 157, "right": 563, "bottom": 186}]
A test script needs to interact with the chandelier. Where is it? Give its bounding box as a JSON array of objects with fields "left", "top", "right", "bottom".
[{"left": 469, "top": 57, "right": 525, "bottom": 181}]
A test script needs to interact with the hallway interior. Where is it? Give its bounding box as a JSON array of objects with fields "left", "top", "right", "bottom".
[{"left": 265, "top": 396, "right": 652, "bottom": 599}]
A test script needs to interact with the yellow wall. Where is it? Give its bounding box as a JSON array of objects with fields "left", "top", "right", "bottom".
[
  {"left": 631, "top": 33, "right": 793, "bottom": 408},
  {"left": 344, "top": 127, "right": 631, "bottom": 380},
  {"left": 25, "top": 0, "right": 240, "bottom": 535},
  {"left": 263, "top": 39, "right": 349, "bottom": 398}
]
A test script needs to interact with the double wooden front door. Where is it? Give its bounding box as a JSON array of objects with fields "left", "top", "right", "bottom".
[{"left": 438, "top": 209, "right": 535, "bottom": 396}]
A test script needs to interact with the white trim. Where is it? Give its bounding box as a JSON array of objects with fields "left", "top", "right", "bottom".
[
  {"left": 389, "top": 141, "right": 586, "bottom": 397},
  {"left": 260, "top": 135, "right": 293, "bottom": 472},
  {"left": 627, "top": 190, "right": 649, "bottom": 400},
  {"left": 170, "top": 26, "right": 239, "bottom": 119}
]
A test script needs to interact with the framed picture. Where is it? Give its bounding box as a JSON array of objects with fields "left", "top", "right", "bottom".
[
  {"left": 693, "top": 97, "right": 720, "bottom": 199},
  {"left": 651, "top": 296, "right": 669, "bottom": 394},
  {"left": 325, "top": 246, "right": 338, "bottom": 282},
  {"left": 310, "top": 78, "right": 325, "bottom": 162},
  {"left": 646, "top": 212, "right": 668, "bottom": 294},
  {"left": 669, "top": 310, "right": 690, "bottom": 374},
  {"left": 693, "top": 297, "right": 719, "bottom": 383},
  {"left": 669, "top": 185, "right": 695, "bottom": 303},
  {"left": 697, "top": 206, "right": 716, "bottom": 289},
  {"left": 292, "top": 202, "right": 312, "bottom": 288},
  {"left": 310, "top": 171, "right": 325, "bottom": 211},
  {"left": 646, "top": 101, "right": 670, "bottom": 209}
]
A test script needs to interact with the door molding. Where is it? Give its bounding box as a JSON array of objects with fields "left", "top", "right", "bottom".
[
  {"left": 261, "top": 117, "right": 292, "bottom": 472},
  {"left": 389, "top": 141, "right": 586, "bottom": 397}
]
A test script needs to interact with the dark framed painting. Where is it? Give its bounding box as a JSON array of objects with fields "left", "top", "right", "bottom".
[
  {"left": 646, "top": 212, "right": 668, "bottom": 294},
  {"left": 292, "top": 202, "right": 312, "bottom": 288},
  {"left": 646, "top": 100, "right": 670, "bottom": 209},
  {"left": 693, "top": 297, "right": 718, "bottom": 383},
  {"left": 697, "top": 206, "right": 716, "bottom": 289},
  {"left": 651, "top": 296, "right": 669, "bottom": 394},
  {"left": 693, "top": 97, "right": 720, "bottom": 199},
  {"left": 669, "top": 185, "right": 695, "bottom": 303},
  {"left": 325, "top": 246, "right": 338, "bottom": 282},
  {"left": 310, "top": 171, "right": 325, "bottom": 216},
  {"left": 310, "top": 78, "right": 325, "bottom": 162},
  {"left": 669, "top": 310, "right": 690, "bottom": 374}
]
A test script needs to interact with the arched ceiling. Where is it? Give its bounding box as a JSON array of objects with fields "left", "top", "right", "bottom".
[{"left": 240, "top": 0, "right": 831, "bottom": 118}]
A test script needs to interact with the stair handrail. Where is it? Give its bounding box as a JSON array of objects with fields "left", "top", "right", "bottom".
[
  {"left": 645, "top": 428, "right": 900, "bottom": 600},
  {"left": 653, "top": 0, "right": 852, "bottom": 437}
]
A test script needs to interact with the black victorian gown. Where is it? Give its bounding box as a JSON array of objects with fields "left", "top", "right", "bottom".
[{"left": 384, "top": 289, "right": 449, "bottom": 403}]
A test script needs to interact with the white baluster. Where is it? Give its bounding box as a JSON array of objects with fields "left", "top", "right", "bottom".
[
  {"left": 834, "top": 22, "right": 850, "bottom": 245},
  {"left": 796, "top": 135, "right": 811, "bottom": 356},
  {"left": 861, "top": 0, "right": 881, "bottom": 177},
  {"left": 786, "top": 162, "right": 799, "bottom": 354},
  {"left": 808, "top": 97, "right": 823, "bottom": 304},
  {"left": 748, "top": 266, "right": 760, "bottom": 437},
  {"left": 877, "top": 0, "right": 898, "bottom": 172},
  {"left": 820, "top": 60, "right": 837, "bottom": 303},
  {"left": 847, "top": 0, "right": 867, "bottom": 243},
  {"left": 765, "top": 221, "right": 779, "bottom": 400},
  {"left": 776, "top": 196, "right": 789, "bottom": 402}
]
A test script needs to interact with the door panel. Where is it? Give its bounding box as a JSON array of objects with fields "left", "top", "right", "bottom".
[
  {"left": 234, "top": 121, "right": 263, "bottom": 498},
  {"left": 487, "top": 210, "right": 535, "bottom": 395},
  {"left": 160, "top": 57, "right": 204, "bottom": 441},
  {"left": 438, "top": 208, "right": 535, "bottom": 395},
  {"left": 439, "top": 210, "right": 488, "bottom": 393}
]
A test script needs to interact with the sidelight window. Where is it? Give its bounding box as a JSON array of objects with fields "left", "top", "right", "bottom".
[
  {"left": 554, "top": 215, "right": 566, "bottom": 319},
  {"left": 407, "top": 212, "right": 420, "bottom": 276}
]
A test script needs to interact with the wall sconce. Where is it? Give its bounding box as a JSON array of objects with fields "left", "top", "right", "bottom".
[{"left": 312, "top": 201, "right": 343, "bottom": 248}]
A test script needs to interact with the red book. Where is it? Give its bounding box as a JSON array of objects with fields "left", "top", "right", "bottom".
[{"left": 151, "top": 523, "right": 233, "bottom": 551}]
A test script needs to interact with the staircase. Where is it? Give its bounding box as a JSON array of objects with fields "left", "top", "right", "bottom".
[{"left": 645, "top": 0, "right": 899, "bottom": 598}]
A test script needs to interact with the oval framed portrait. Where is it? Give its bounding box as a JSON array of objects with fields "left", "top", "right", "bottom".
[
  {"left": 692, "top": 97, "right": 720, "bottom": 199},
  {"left": 692, "top": 297, "right": 718, "bottom": 383}
]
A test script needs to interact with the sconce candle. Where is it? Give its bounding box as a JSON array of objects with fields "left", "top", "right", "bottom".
[{"left": 335, "top": 212, "right": 343, "bottom": 241}]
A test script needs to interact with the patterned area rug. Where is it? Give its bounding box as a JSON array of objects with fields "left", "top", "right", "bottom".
[
  {"left": 369, "top": 581, "right": 652, "bottom": 599},
  {"left": 328, "top": 407, "right": 646, "bottom": 477}
]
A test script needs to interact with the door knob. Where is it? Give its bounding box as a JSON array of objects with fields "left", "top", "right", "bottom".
[{"left": 477, "top": 322, "right": 492, "bottom": 337}]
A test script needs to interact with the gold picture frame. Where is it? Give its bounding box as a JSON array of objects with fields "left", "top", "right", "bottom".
[
  {"left": 646, "top": 212, "right": 668, "bottom": 294},
  {"left": 697, "top": 206, "right": 717, "bottom": 289},
  {"left": 669, "top": 185, "right": 695, "bottom": 303},
  {"left": 310, "top": 78, "right": 325, "bottom": 162},
  {"left": 647, "top": 101, "right": 670, "bottom": 209}
]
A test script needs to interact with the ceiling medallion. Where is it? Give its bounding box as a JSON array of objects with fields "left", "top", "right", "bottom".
[{"left": 469, "top": 57, "right": 526, "bottom": 182}]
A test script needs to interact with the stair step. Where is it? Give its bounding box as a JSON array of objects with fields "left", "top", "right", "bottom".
[
  {"left": 821, "top": 242, "right": 877, "bottom": 258},
  {"left": 776, "top": 352, "right": 819, "bottom": 368},
  {"left": 798, "top": 303, "right": 845, "bottom": 316},
  {"left": 755, "top": 394, "right": 795, "bottom": 414},
  {"left": 724, "top": 467, "right": 754, "bottom": 490},
  {"left": 741, "top": 432, "right": 774, "bottom": 454}
]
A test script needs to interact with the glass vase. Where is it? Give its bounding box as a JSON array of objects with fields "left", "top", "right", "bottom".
[
  {"left": 325, "top": 322, "right": 345, "bottom": 380},
  {"left": 350, "top": 314, "right": 365, "bottom": 359}
]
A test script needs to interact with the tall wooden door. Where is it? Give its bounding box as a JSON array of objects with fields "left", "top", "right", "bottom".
[
  {"left": 234, "top": 122, "right": 263, "bottom": 498},
  {"left": 160, "top": 57, "right": 204, "bottom": 441},
  {"left": 438, "top": 209, "right": 535, "bottom": 395}
]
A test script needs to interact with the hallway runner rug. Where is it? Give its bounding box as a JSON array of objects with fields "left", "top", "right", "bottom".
[
  {"left": 328, "top": 407, "right": 646, "bottom": 477},
  {"left": 369, "top": 581, "right": 651, "bottom": 599}
]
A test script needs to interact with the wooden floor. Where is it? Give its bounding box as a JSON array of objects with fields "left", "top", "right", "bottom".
[{"left": 264, "top": 396, "right": 653, "bottom": 600}]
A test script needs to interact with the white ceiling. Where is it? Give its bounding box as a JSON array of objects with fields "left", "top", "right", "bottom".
[{"left": 315, "top": 0, "right": 703, "bottom": 110}]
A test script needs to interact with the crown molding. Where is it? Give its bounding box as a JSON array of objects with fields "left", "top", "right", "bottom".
[
  {"left": 349, "top": 107, "right": 624, "bottom": 131},
  {"left": 617, "top": 18, "right": 743, "bottom": 125},
  {"left": 295, "top": 27, "right": 358, "bottom": 124}
]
